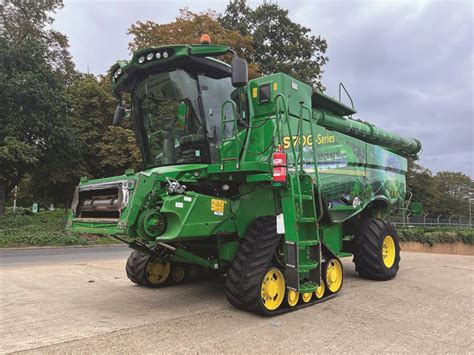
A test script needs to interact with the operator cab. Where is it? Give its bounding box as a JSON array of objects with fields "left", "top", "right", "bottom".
[{"left": 111, "top": 38, "right": 248, "bottom": 169}]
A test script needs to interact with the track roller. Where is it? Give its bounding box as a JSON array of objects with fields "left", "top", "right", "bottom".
[{"left": 286, "top": 289, "right": 299, "bottom": 307}]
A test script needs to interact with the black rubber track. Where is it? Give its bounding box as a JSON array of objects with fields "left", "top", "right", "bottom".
[
  {"left": 225, "top": 216, "right": 283, "bottom": 315},
  {"left": 353, "top": 218, "right": 400, "bottom": 281}
]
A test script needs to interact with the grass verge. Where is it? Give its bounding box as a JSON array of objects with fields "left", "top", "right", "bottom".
[{"left": 0, "top": 209, "right": 120, "bottom": 248}]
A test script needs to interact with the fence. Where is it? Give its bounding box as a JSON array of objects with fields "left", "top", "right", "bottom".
[{"left": 389, "top": 215, "right": 472, "bottom": 228}]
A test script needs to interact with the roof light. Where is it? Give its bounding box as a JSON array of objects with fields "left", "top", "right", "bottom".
[
  {"left": 146, "top": 53, "right": 154, "bottom": 61},
  {"left": 138, "top": 56, "right": 145, "bottom": 64},
  {"left": 200, "top": 34, "right": 211, "bottom": 44},
  {"left": 113, "top": 68, "right": 122, "bottom": 79},
  {"left": 162, "top": 51, "right": 169, "bottom": 59},
  {"left": 156, "top": 52, "right": 161, "bottom": 59}
]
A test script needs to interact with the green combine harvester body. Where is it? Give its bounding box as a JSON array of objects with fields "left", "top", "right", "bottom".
[{"left": 67, "top": 40, "right": 421, "bottom": 314}]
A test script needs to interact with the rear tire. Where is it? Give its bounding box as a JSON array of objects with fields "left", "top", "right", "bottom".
[{"left": 353, "top": 218, "right": 400, "bottom": 280}]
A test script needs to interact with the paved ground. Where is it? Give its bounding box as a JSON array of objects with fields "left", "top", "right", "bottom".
[{"left": 1, "top": 246, "right": 473, "bottom": 353}]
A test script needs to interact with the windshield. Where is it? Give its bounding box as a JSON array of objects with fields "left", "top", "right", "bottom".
[{"left": 133, "top": 69, "right": 235, "bottom": 168}]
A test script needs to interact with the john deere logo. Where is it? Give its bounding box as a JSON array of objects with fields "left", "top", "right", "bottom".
[{"left": 282, "top": 134, "right": 336, "bottom": 149}]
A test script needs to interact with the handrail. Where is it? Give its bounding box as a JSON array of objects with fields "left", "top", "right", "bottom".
[
  {"left": 219, "top": 100, "right": 242, "bottom": 165},
  {"left": 300, "top": 103, "right": 324, "bottom": 222},
  {"left": 338, "top": 82, "right": 354, "bottom": 110},
  {"left": 220, "top": 100, "right": 239, "bottom": 143},
  {"left": 274, "top": 94, "right": 304, "bottom": 218}
]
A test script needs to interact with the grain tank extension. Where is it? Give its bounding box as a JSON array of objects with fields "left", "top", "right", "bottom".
[{"left": 68, "top": 37, "right": 421, "bottom": 315}]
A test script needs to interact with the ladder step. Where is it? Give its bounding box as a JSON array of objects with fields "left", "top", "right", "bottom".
[
  {"left": 299, "top": 262, "right": 319, "bottom": 272},
  {"left": 298, "top": 240, "right": 319, "bottom": 247},
  {"left": 299, "top": 217, "right": 316, "bottom": 223},
  {"left": 298, "top": 195, "right": 313, "bottom": 201}
]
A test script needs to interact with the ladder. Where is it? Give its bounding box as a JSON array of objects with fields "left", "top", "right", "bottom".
[{"left": 275, "top": 95, "right": 322, "bottom": 292}]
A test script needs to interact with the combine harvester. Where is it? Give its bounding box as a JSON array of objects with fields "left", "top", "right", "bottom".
[{"left": 68, "top": 36, "right": 421, "bottom": 315}]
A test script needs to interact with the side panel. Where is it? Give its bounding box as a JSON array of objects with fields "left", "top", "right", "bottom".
[
  {"left": 365, "top": 145, "right": 407, "bottom": 210},
  {"left": 280, "top": 118, "right": 407, "bottom": 223}
]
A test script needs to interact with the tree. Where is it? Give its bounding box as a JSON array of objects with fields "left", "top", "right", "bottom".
[
  {"left": 128, "top": 9, "right": 260, "bottom": 78},
  {"left": 0, "top": 36, "right": 69, "bottom": 213},
  {"left": 97, "top": 126, "right": 141, "bottom": 176},
  {"left": 432, "top": 171, "right": 473, "bottom": 217},
  {"left": 0, "top": 0, "right": 77, "bottom": 213},
  {"left": 406, "top": 159, "right": 474, "bottom": 218},
  {"left": 64, "top": 74, "right": 140, "bottom": 179},
  {"left": 220, "top": 0, "right": 329, "bottom": 91},
  {"left": 406, "top": 160, "right": 439, "bottom": 215},
  {"left": 2, "top": 0, "right": 76, "bottom": 82}
]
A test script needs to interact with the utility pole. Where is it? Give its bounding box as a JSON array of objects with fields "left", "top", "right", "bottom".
[
  {"left": 469, "top": 198, "right": 473, "bottom": 227},
  {"left": 13, "top": 185, "right": 17, "bottom": 213}
]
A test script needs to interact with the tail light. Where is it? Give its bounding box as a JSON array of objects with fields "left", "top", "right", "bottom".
[{"left": 272, "top": 147, "right": 287, "bottom": 183}]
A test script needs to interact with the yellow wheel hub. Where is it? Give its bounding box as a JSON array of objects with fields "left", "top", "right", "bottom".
[
  {"left": 382, "top": 235, "right": 396, "bottom": 268},
  {"left": 260, "top": 268, "right": 285, "bottom": 311},
  {"left": 315, "top": 281, "right": 325, "bottom": 299},
  {"left": 287, "top": 289, "right": 299, "bottom": 307},
  {"left": 326, "top": 259, "right": 343, "bottom": 293},
  {"left": 301, "top": 292, "right": 312, "bottom": 303},
  {"left": 146, "top": 259, "right": 170, "bottom": 285}
]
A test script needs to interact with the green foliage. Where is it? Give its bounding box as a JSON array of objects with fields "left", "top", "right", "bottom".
[
  {"left": 397, "top": 227, "right": 473, "bottom": 246},
  {"left": 97, "top": 126, "right": 141, "bottom": 176},
  {"left": 2, "top": 0, "right": 76, "bottom": 82},
  {"left": 0, "top": 210, "right": 118, "bottom": 248},
  {"left": 0, "top": 34, "right": 71, "bottom": 205},
  {"left": 432, "top": 171, "right": 473, "bottom": 216},
  {"left": 407, "top": 159, "right": 473, "bottom": 217},
  {"left": 64, "top": 74, "right": 139, "bottom": 178},
  {"left": 220, "top": 0, "right": 329, "bottom": 91}
]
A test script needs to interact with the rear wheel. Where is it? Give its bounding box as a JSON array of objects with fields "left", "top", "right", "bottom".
[
  {"left": 324, "top": 259, "right": 343, "bottom": 294},
  {"left": 353, "top": 218, "right": 400, "bottom": 280}
]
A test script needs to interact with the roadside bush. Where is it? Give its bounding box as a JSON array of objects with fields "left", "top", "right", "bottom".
[{"left": 397, "top": 227, "right": 474, "bottom": 246}]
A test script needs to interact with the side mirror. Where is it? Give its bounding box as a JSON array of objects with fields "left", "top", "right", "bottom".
[
  {"left": 112, "top": 104, "right": 124, "bottom": 126},
  {"left": 231, "top": 57, "right": 248, "bottom": 87}
]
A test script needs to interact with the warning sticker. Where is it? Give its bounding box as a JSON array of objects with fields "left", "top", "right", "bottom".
[{"left": 211, "top": 199, "right": 225, "bottom": 216}]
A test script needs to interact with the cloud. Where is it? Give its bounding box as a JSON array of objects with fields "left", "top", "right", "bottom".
[{"left": 53, "top": 0, "right": 473, "bottom": 177}]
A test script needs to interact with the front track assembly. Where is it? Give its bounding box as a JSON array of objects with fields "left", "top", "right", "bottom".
[{"left": 225, "top": 216, "right": 343, "bottom": 315}]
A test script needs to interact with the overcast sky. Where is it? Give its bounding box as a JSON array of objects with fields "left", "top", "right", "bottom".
[{"left": 53, "top": 0, "right": 473, "bottom": 177}]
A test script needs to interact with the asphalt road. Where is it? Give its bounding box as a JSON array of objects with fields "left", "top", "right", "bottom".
[{"left": 1, "top": 246, "right": 473, "bottom": 353}]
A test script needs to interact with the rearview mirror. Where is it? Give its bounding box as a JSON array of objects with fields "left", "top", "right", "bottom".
[
  {"left": 231, "top": 57, "right": 248, "bottom": 87},
  {"left": 112, "top": 104, "right": 124, "bottom": 126}
]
